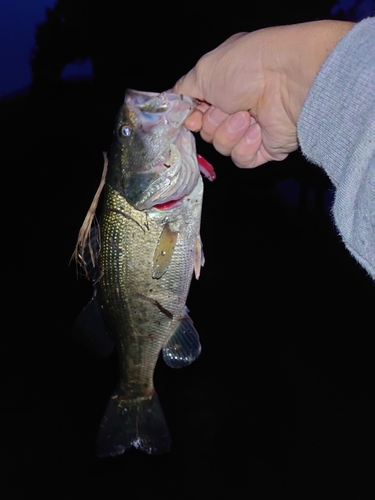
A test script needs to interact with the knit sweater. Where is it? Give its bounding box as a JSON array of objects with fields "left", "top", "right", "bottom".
[{"left": 298, "top": 17, "right": 375, "bottom": 281}]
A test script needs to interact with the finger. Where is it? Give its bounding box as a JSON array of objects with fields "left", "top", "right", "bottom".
[
  {"left": 230, "top": 122, "right": 264, "bottom": 168},
  {"left": 183, "top": 102, "right": 210, "bottom": 132},
  {"left": 200, "top": 106, "right": 230, "bottom": 143},
  {"left": 184, "top": 109, "right": 204, "bottom": 132},
  {"left": 195, "top": 101, "right": 211, "bottom": 113},
  {"left": 211, "top": 111, "right": 252, "bottom": 156}
]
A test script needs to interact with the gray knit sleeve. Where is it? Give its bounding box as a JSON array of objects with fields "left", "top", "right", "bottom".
[{"left": 297, "top": 17, "right": 375, "bottom": 280}]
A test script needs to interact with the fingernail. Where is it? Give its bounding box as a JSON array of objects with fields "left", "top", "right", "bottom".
[
  {"left": 207, "top": 107, "right": 224, "bottom": 126},
  {"left": 246, "top": 122, "right": 261, "bottom": 144},
  {"left": 227, "top": 112, "right": 248, "bottom": 133}
]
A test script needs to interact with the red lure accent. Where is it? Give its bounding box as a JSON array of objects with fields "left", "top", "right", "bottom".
[
  {"left": 153, "top": 199, "right": 181, "bottom": 210},
  {"left": 197, "top": 154, "right": 216, "bottom": 181}
]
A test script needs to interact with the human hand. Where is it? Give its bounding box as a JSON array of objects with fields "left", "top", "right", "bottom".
[{"left": 173, "top": 21, "right": 354, "bottom": 168}]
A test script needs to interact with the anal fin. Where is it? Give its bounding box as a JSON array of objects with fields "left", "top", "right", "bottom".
[{"left": 162, "top": 308, "right": 201, "bottom": 368}]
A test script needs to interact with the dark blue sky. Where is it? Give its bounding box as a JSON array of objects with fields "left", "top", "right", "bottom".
[
  {"left": 0, "top": 0, "right": 94, "bottom": 98},
  {"left": 0, "top": 0, "right": 372, "bottom": 99},
  {"left": 0, "top": 0, "right": 55, "bottom": 97}
]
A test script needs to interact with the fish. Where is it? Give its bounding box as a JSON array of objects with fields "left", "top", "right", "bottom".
[{"left": 72, "top": 89, "right": 215, "bottom": 457}]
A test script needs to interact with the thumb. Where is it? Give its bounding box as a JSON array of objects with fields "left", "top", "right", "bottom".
[{"left": 172, "top": 69, "right": 205, "bottom": 102}]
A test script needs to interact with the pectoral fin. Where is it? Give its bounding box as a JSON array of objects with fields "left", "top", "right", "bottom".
[
  {"left": 152, "top": 222, "right": 178, "bottom": 279},
  {"left": 162, "top": 308, "right": 201, "bottom": 368},
  {"left": 194, "top": 234, "right": 205, "bottom": 279}
]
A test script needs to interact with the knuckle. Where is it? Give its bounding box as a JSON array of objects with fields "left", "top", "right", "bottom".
[{"left": 231, "top": 142, "right": 256, "bottom": 168}]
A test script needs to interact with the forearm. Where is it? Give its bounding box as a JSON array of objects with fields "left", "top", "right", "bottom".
[{"left": 298, "top": 17, "right": 375, "bottom": 280}]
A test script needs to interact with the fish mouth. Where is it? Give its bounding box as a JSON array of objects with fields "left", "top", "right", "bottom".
[
  {"left": 121, "top": 90, "right": 201, "bottom": 211},
  {"left": 140, "top": 135, "right": 200, "bottom": 210}
]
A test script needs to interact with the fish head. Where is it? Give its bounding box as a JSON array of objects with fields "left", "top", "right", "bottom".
[{"left": 107, "top": 89, "right": 200, "bottom": 210}]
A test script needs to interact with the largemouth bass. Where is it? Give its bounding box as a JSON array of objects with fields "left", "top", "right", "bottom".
[{"left": 73, "top": 89, "right": 215, "bottom": 457}]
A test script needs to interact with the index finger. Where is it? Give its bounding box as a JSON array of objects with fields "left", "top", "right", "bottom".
[{"left": 180, "top": 101, "right": 211, "bottom": 132}]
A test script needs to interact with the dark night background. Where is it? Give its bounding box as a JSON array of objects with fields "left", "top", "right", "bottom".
[{"left": 1, "top": 1, "right": 375, "bottom": 498}]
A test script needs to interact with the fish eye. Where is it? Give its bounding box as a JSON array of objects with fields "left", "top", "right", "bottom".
[{"left": 120, "top": 125, "right": 132, "bottom": 137}]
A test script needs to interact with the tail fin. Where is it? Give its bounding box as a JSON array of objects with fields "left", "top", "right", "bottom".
[{"left": 96, "top": 389, "right": 171, "bottom": 457}]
